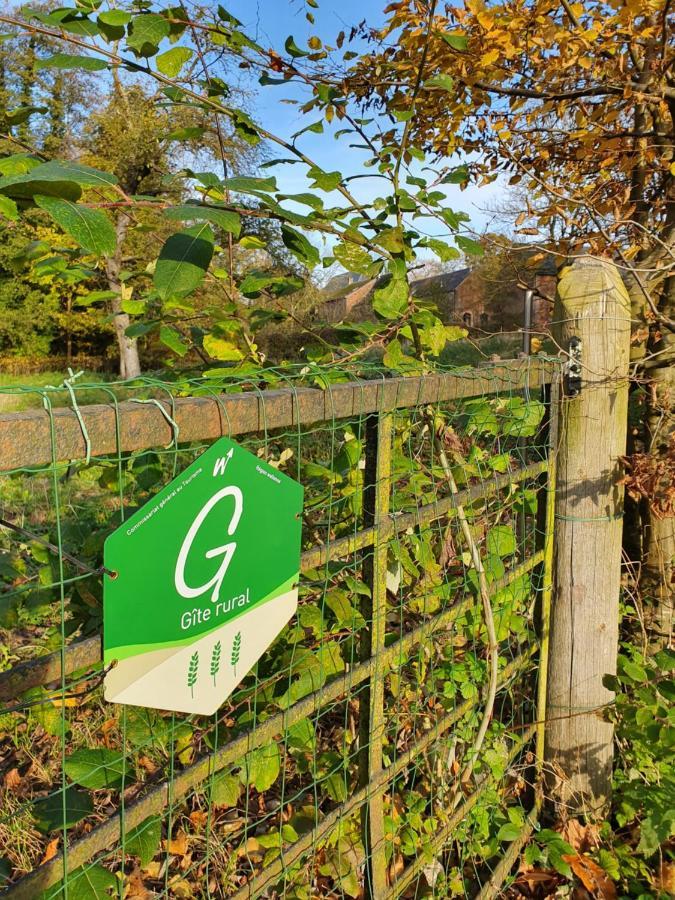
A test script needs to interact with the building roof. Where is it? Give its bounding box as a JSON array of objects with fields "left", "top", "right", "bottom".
[
  {"left": 412, "top": 268, "right": 472, "bottom": 297},
  {"left": 321, "top": 272, "right": 367, "bottom": 300}
]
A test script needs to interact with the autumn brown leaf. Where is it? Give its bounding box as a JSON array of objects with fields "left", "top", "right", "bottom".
[
  {"left": 563, "top": 854, "right": 617, "bottom": 899},
  {"left": 41, "top": 838, "right": 60, "bottom": 864},
  {"left": 4, "top": 768, "right": 21, "bottom": 792},
  {"left": 560, "top": 819, "right": 601, "bottom": 854},
  {"left": 166, "top": 831, "right": 189, "bottom": 857}
]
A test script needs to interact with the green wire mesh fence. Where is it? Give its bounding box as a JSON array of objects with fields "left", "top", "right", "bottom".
[{"left": 0, "top": 358, "right": 560, "bottom": 899}]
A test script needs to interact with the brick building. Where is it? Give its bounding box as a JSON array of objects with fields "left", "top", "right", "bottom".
[{"left": 319, "top": 253, "right": 557, "bottom": 332}]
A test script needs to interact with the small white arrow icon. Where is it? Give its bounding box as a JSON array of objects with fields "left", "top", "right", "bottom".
[{"left": 212, "top": 448, "right": 234, "bottom": 477}]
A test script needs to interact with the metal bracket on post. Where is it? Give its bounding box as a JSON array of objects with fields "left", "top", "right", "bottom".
[{"left": 563, "top": 336, "right": 582, "bottom": 397}]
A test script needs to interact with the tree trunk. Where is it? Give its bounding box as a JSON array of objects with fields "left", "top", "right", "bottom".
[
  {"left": 545, "top": 257, "right": 631, "bottom": 817},
  {"left": 105, "top": 212, "right": 141, "bottom": 379}
]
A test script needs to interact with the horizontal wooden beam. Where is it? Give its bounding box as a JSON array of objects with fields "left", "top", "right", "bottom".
[{"left": 0, "top": 361, "right": 552, "bottom": 471}]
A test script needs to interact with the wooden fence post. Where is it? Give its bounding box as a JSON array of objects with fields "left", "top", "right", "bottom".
[{"left": 545, "top": 257, "right": 631, "bottom": 816}]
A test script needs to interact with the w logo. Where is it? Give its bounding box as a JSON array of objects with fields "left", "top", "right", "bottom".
[{"left": 213, "top": 448, "right": 234, "bottom": 477}]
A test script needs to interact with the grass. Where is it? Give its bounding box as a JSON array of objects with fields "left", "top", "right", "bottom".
[
  {"left": 438, "top": 333, "right": 524, "bottom": 367},
  {"left": 438, "top": 333, "right": 556, "bottom": 367},
  {"left": 0, "top": 371, "right": 122, "bottom": 413}
]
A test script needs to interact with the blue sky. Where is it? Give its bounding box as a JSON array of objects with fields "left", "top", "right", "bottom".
[{"left": 221, "top": 0, "right": 504, "bottom": 235}]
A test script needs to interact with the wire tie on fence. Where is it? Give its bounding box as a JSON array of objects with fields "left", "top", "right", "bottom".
[
  {"left": 42, "top": 367, "right": 92, "bottom": 464},
  {"left": 129, "top": 398, "right": 180, "bottom": 448}
]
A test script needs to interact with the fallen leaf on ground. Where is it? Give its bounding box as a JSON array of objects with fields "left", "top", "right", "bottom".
[
  {"left": 168, "top": 875, "right": 193, "bottom": 898},
  {"left": 563, "top": 853, "right": 617, "bottom": 899},
  {"left": 4, "top": 768, "right": 21, "bottom": 791},
  {"left": 41, "top": 838, "right": 59, "bottom": 864},
  {"left": 125, "top": 864, "right": 151, "bottom": 898},
  {"left": 189, "top": 810, "right": 208, "bottom": 830},
  {"left": 166, "top": 831, "right": 188, "bottom": 856},
  {"left": 560, "top": 819, "right": 600, "bottom": 853},
  {"left": 137, "top": 756, "right": 159, "bottom": 776}
]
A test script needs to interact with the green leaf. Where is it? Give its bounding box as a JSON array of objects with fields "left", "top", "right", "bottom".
[
  {"left": 34, "top": 196, "right": 116, "bottom": 256},
  {"left": 0, "top": 195, "right": 18, "bottom": 221},
  {"left": 231, "top": 110, "right": 261, "bottom": 146},
  {"left": 217, "top": 5, "right": 243, "bottom": 26},
  {"left": 424, "top": 74, "right": 454, "bottom": 92},
  {"left": 418, "top": 238, "right": 460, "bottom": 263},
  {"left": 464, "top": 399, "right": 499, "bottom": 435},
  {"left": 24, "top": 687, "right": 61, "bottom": 736},
  {"left": 36, "top": 53, "right": 107, "bottom": 72},
  {"left": 126, "top": 817, "right": 162, "bottom": 866},
  {"left": 455, "top": 234, "right": 484, "bottom": 256},
  {"left": 0, "top": 174, "right": 79, "bottom": 202},
  {"left": 500, "top": 398, "right": 545, "bottom": 437},
  {"left": 0, "top": 154, "right": 41, "bottom": 176},
  {"left": 159, "top": 326, "right": 188, "bottom": 357},
  {"left": 163, "top": 204, "right": 241, "bottom": 237},
  {"left": 307, "top": 167, "right": 342, "bottom": 191},
  {"left": 285, "top": 35, "right": 310, "bottom": 57},
  {"left": 222, "top": 175, "right": 277, "bottom": 193},
  {"left": 127, "top": 14, "right": 171, "bottom": 56},
  {"left": 165, "top": 126, "right": 206, "bottom": 142},
  {"left": 375, "top": 226, "right": 405, "bottom": 253},
  {"left": 240, "top": 743, "right": 281, "bottom": 792},
  {"left": 210, "top": 772, "right": 241, "bottom": 807},
  {"left": 333, "top": 242, "right": 376, "bottom": 275},
  {"left": 73, "top": 290, "right": 117, "bottom": 308},
  {"left": 0, "top": 158, "right": 114, "bottom": 203},
  {"left": 281, "top": 224, "right": 320, "bottom": 268},
  {"left": 29, "top": 160, "right": 118, "bottom": 188},
  {"left": 487, "top": 525, "right": 517, "bottom": 558},
  {"left": 154, "top": 223, "right": 214, "bottom": 300},
  {"left": 238, "top": 272, "right": 304, "bottom": 298},
  {"left": 4, "top": 105, "right": 47, "bottom": 125},
  {"left": 97, "top": 10, "right": 131, "bottom": 27},
  {"left": 239, "top": 235, "right": 266, "bottom": 249},
  {"left": 41, "top": 863, "right": 117, "bottom": 900},
  {"left": 441, "top": 32, "right": 468, "bottom": 50},
  {"left": 287, "top": 718, "right": 316, "bottom": 753},
  {"left": 277, "top": 192, "right": 324, "bottom": 211},
  {"left": 33, "top": 787, "right": 93, "bottom": 832},
  {"left": 383, "top": 338, "right": 425, "bottom": 374},
  {"left": 418, "top": 318, "right": 451, "bottom": 355},
  {"left": 156, "top": 47, "right": 193, "bottom": 77},
  {"left": 620, "top": 658, "right": 649, "bottom": 683},
  {"left": 126, "top": 322, "right": 157, "bottom": 339},
  {"left": 443, "top": 165, "right": 469, "bottom": 185},
  {"left": 203, "top": 334, "right": 243, "bottom": 361},
  {"left": 372, "top": 276, "right": 408, "bottom": 319},
  {"left": 497, "top": 822, "right": 523, "bottom": 841},
  {"left": 64, "top": 748, "right": 130, "bottom": 791},
  {"left": 126, "top": 708, "right": 168, "bottom": 749},
  {"left": 120, "top": 298, "right": 145, "bottom": 314}
]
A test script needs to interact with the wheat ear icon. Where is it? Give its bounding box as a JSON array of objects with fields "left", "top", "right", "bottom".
[
  {"left": 187, "top": 651, "right": 199, "bottom": 698},
  {"left": 230, "top": 632, "right": 241, "bottom": 676},
  {"left": 210, "top": 641, "right": 222, "bottom": 686}
]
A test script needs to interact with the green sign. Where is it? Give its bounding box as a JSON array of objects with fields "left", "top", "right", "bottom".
[{"left": 103, "top": 437, "right": 303, "bottom": 714}]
